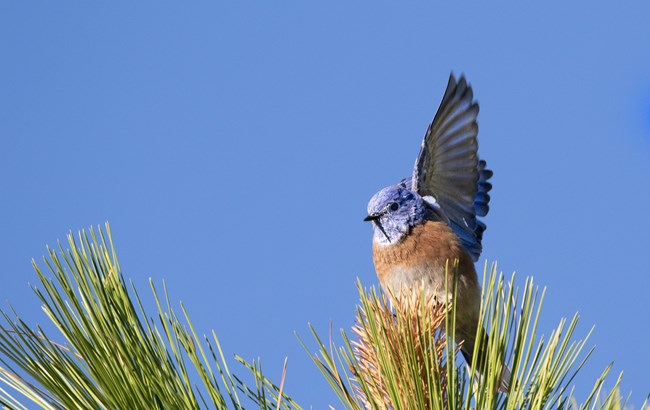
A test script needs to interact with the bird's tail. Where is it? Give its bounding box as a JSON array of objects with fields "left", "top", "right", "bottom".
[
  {"left": 499, "top": 364, "right": 511, "bottom": 392},
  {"left": 460, "top": 329, "right": 510, "bottom": 393}
]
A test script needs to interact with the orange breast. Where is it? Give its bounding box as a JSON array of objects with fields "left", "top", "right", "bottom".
[{"left": 372, "top": 221, "right": 478, "bottom": 294}]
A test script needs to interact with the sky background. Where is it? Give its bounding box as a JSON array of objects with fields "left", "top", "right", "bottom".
[{"left": 1, "top": 2, "right": 649, "bottom": 407}]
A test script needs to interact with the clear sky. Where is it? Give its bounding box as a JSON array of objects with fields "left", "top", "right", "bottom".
[{"left": 1, "top": 2, "right": 649, "bottom": 407}]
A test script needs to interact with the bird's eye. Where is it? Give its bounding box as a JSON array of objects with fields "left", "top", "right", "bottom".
[{"left": 389, "top": 202, "right": 399, "bottom": 212}]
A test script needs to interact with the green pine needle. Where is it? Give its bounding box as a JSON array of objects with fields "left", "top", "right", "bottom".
[
  {"left": 0, "top": 224, "right": 298, "bottom": 410},
  {"left": 0, "top": 224, "right": 646, "bottom": 409}
]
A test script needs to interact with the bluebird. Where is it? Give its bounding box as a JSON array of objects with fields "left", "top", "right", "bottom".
[{"left": 364, "top": 74, "right": 508, "bottom": 390}]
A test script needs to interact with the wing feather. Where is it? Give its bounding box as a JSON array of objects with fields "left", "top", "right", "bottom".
[{"left": 412, "top": 74, "right": 492, "bottom": 261}]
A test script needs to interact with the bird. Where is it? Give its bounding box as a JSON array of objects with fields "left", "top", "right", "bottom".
[{"left": 364, "top": 73, "right": 508, "bottom": 391}]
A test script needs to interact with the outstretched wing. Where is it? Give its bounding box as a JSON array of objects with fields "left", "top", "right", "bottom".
[
  {"left": 456, "top": 160, "right": 492, "bottom": 260},
  {"left": 412, "top": 74, "right": 489, "bottom": 261}
]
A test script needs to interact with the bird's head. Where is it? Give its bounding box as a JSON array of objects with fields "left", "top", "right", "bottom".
[{"left": 364, "top": 182, "right": 426, "bottom": 245}]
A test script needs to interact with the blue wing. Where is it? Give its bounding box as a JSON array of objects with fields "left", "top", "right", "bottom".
[
  {"left": 409, "top": 74, "right": 492, "bottom": 261},
  {"left": 449, "top": 160, "right": 492, "bottom": 261}
]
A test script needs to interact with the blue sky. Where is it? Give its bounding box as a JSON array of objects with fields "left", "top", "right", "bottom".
[{"left": 1, "top": 2, "right": 649, "bottom": 407}]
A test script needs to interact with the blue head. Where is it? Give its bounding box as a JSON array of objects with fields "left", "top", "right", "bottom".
[{"left": 364, "top": 182, "right": 426, "bottom": 245}]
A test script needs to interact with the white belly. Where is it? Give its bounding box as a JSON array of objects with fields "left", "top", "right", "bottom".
[
  {"left": 381, "top": 263, "right": 447, "bottom": 297},
  {"left": 381, "top": 263, "right": 481, "bottom": 332}
]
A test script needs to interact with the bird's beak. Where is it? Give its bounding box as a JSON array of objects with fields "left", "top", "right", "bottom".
[{"left": 364, "top": 214, "right": 380, "bottom": 222}]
